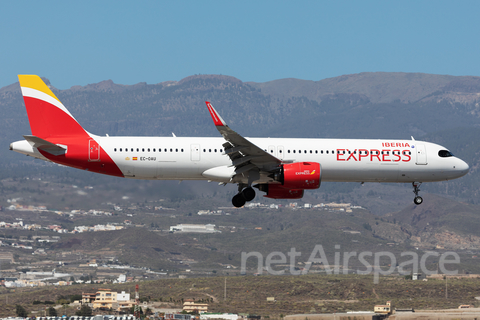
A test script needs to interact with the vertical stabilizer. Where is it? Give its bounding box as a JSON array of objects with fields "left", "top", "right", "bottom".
[{"left": 18, "top": 75, "right": 87, "bottom": 139}]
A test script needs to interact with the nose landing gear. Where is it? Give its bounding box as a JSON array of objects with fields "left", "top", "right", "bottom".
[{"left": 413, "top": 182, "right": 423, "bottom": 205}]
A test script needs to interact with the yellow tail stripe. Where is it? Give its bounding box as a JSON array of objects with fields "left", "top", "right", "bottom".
[{"left": 18, "top": 75, "right": 60, "bottom": 103}]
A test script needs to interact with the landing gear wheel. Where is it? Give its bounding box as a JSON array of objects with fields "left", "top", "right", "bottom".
[
  {"left": 242, "top": 187, "right": 256, "bottom": 201},
  {"left": 232, "top": 193, "right": 246, "bottom": 208},
  {"left": 414, "top": 196, "right": 423, "bottom": 205},
  {"left": 412, "top": 182, "right": 423, "bottom": 205}
]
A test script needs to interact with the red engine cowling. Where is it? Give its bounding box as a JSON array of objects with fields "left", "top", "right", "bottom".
[
  {"left": 263, "top": 184, "right": 304, "bottom": 199},
  {"left": 282, "top": 162, "right": 321, "bottom": 189}
]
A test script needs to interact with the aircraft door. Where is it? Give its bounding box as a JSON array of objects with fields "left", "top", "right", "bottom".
[
  {"left": 88, "top": 139, "right": 100, "bottom": 162},
  {"left": 278, "top": 146, "right": 284, "bottom": 160},
  {"left": 415, "top": 144, "right": 427, "bottom": 165},
  {"left": 191, "top": 144, "right": 200, "bottom": 161}
]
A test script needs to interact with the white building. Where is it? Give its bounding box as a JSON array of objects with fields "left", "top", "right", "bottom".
[
  {"left": 169, "top": 224, "right": 219, "bottom": 233},
  {"left": 200, "top": 313, "right": 238, "bottom": 320},
  {"left": 117, "top": 290, "right": 130, "bottom": 301}
]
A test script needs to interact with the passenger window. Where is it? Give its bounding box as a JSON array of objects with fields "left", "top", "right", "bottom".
[
  {"left": 170, "top": 148, "right": 173, "bottom": 152},
  {"left": 137, "top": 148, "right": 139, "bottom": 152},
  {"left": 293, "top": 150, "right": 296, "bottom": 153},
  {"left": 181, "top": 149, "right": 184, "bottom": 152},
  {"left": 326, "top": 151, "right": 329, "bottom": 154},
  {"left": 120, "top": 148, "right": 122, "bottom": 152},
  {"left": 114, "top": 148, "right": 117, "bottom": 152},
  {"left": 176, "top": 149, "right": 178, "bottom": 152},
  {"left": 142, "top": 148, "right": 145, "bottom": 152},
  {"left": 148, "top": 148, "right": 150, "bottom": 152}
]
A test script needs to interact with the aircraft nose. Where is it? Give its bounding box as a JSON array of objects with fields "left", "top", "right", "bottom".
[{"left": 456, "top": 159, "right": 469, "bottom": 176}]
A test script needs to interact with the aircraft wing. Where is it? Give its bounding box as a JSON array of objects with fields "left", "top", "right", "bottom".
[{"left": 205, "top": 102, "right": 282, "bottom": 178}]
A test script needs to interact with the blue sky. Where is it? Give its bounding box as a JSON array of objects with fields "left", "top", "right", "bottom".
[{"left": 2, "top": 1, "right": 480, "bottom": 89}]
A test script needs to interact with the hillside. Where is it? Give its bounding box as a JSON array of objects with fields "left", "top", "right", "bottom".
[
  {"left": 1, "top": 274, "right": 480, "bottom": 317},
  {"left": 250, "top": 72, "right": 480, "bottom": 104},
  {"left": 388, "top": 194, "right": 480, "bottom": 250},
  {"left": 6, "top": 181, "right": 474, "bottom": 274}
]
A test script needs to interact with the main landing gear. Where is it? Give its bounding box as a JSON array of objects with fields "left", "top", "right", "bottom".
[
  {"left": 232, "top": 185, "right": 256, "bottom": 208},
  {"left": 412, "top": 182, "right": 423, "bottom": 205}
]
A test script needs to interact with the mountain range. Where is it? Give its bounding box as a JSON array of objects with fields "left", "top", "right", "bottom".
[
  {"left": 1, "top": 72, "right": 479, "bottom": 208},
  {"left": 2, "top": 72, "right": 480, "bottom": 275}
]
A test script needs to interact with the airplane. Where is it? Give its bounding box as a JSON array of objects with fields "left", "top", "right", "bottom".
[{"left": 10, "top": 75, "right": 470, "bottom": 207}]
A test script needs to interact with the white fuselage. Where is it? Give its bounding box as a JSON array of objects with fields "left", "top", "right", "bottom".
[
  {"left": 12, "top": 75, "right": 470, "bottom": 205},
  {"left": 33, "top": 136, "right": 468, "bottom": 184}
]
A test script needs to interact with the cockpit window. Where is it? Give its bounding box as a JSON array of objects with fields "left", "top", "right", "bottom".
[{"left": 438, "top": 150, "right": 454, "bottom": 157}]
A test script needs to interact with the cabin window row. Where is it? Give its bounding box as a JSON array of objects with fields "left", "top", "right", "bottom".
[
  {"left": 285, "top": 150, "right": 329, "bottom": 154},
  {"left": 113, "top": 148, "right": 412, "bottom": 156}
]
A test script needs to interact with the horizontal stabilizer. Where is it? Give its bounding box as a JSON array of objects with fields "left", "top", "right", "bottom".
[{"left": 23, "top": 135, "right": 67, "bottom": 156}]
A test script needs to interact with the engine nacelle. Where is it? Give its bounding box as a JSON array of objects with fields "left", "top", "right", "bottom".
[
  {"left": 262, "top": 184, "right": 304, "bottom": 199},
  {"left": 281, "top": 162, "right": 321, "bottom": 189}
]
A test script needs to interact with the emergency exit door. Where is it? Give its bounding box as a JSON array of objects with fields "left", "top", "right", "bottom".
[
  {"left": 415, "top": 144, "right": 427, "bottom": 165},
  {"left": 89, "top": 139, "right": 100, "bottom": 162}
]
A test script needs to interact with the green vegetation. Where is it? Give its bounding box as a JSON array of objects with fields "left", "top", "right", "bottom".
[
  {"left": 47, "top": 306, "right": 57, "bottom": 316},
  {"left": 76, "top": 305, "right": 93, "bottom": 316},
  {"left": 15, "top": 305, "right": 28, "bottom": 317}
]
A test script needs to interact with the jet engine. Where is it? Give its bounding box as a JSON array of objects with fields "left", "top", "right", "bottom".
[
  {"left": 280, "top": 162, "right": 321, "bottom": 189},
  {"left": 257, "top": 162, "right": 321, "bottom": 199}
]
